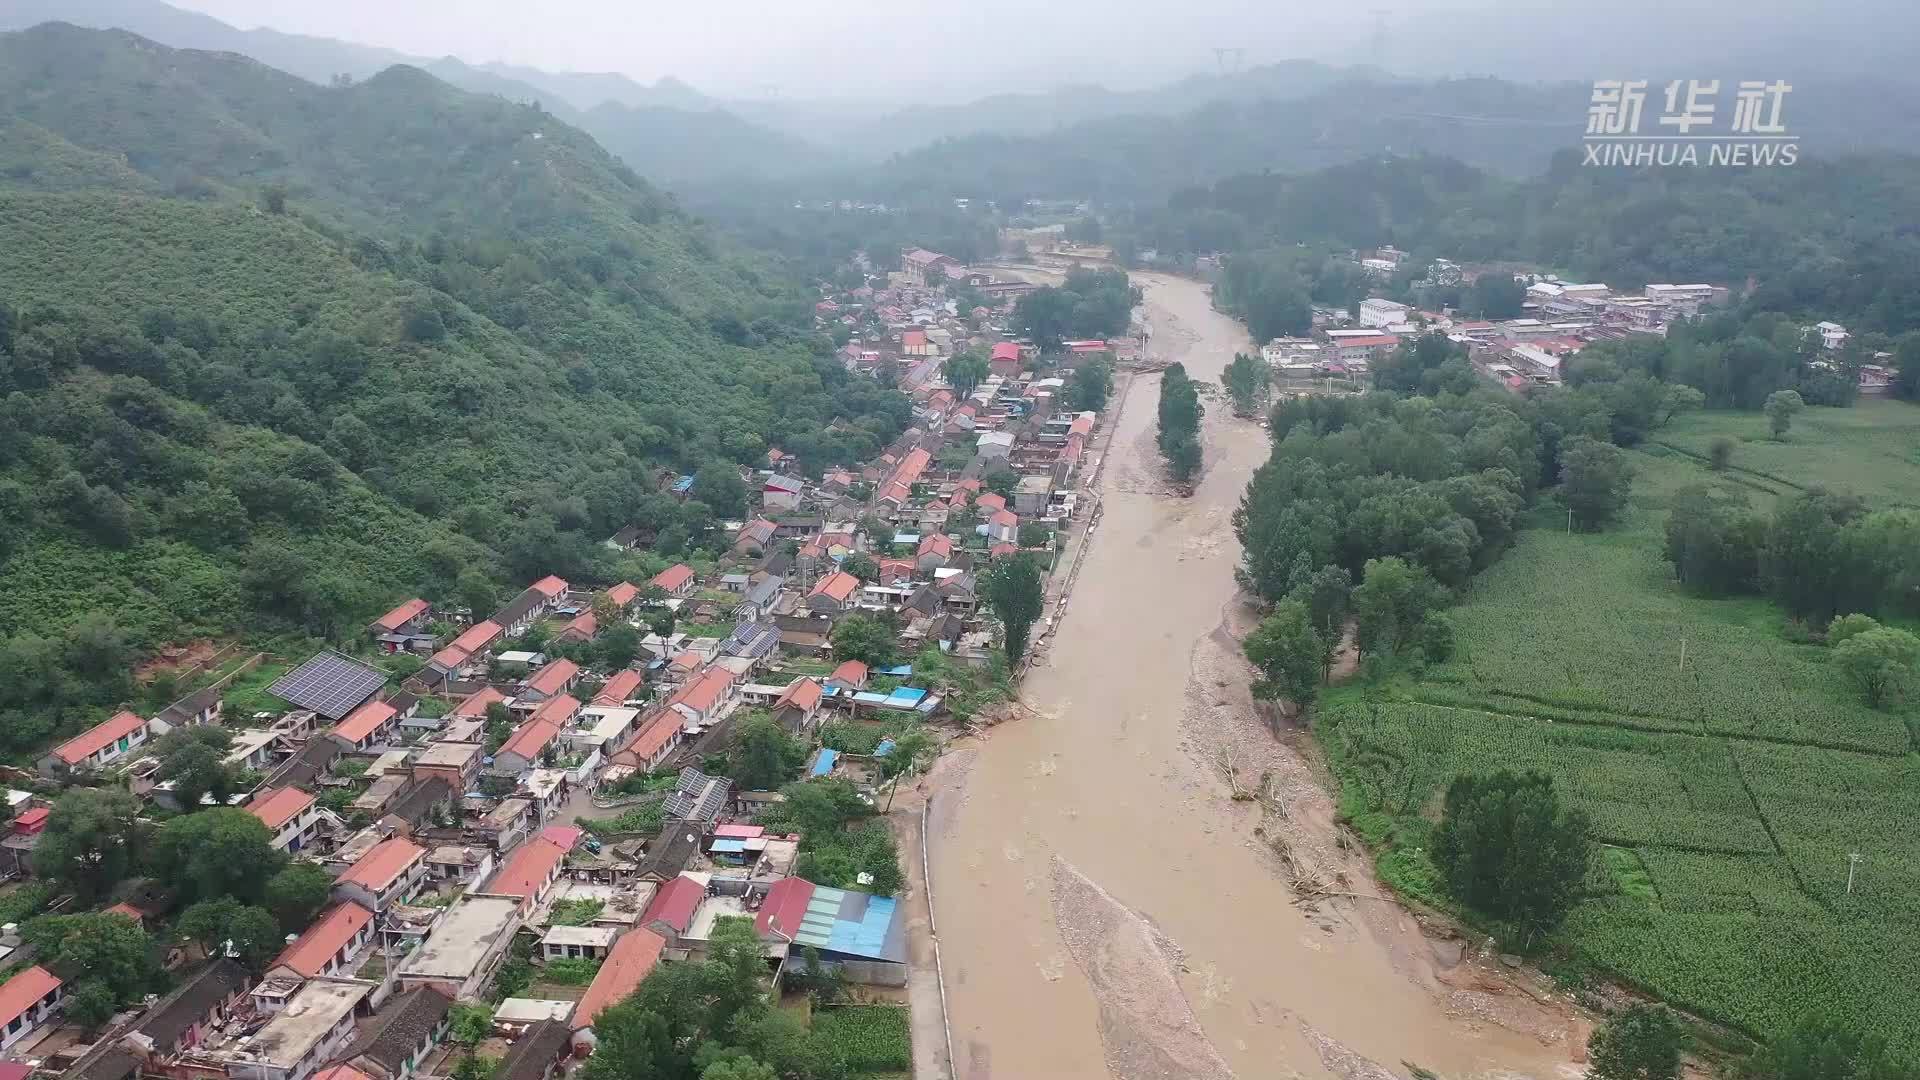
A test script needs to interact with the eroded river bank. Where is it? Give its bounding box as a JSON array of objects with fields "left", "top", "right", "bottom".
[{"left": 925, "top": 273, "right": 1585, "bottom": 1080}]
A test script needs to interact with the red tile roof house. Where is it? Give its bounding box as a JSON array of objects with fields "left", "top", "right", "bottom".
[
  {"left": 638, "top": 874, "right": 705, "bottom": 944},
  {"left": 609, "top": 709, "right": 686, "bottom": 773},
  {"left": 877, "top": 447, "right": 932, "bottom": 509},
  {"left": 990, "top": 340, "right": 1023, "bottom": 374},
  {"left": 451, "top": 686, "right": 510, "bottom": 720},
  {"left": 266, "top": 902, "right": 376, "bottom": 988},
  {"left": 332, "top": 837, "right": 427, "bottom": 914},
  {"left": 649, "top": 563, "right": 697, "bottom": 598},
  {"left": 0, "top": 965, "right": 63, "bottom": 1052},
  {"left": 369, "top": 598, "right": 433, "bottom": 653},
  {"left": 568, "top": 928, "right": 666, "bottom": 1052},
  {"left": 772, "top": 677, "right": 825, "bottom": 733},
  {"left": 519, "top": 659, "right": 581, "bottom": 704},
  {"left": 602, "top": 581, "right": 641, "bottom": 615},
  {"left": 493, "top": 717, "right": 564, "bottom": 777},
  {"left": 827, "top": 660, "right": 868, "bottom": 693},
  {"left": 808, "top": 571, "right": 861, "bottom": 614},
  {"left": 667, "top": 667, "right": 736, "bottom": 727},
  {"left": 732, "top": 519, "right": 777, "bottom": 557},
  {"left": 916, "top": 532, "right": 954, "bottom": 572},
  {"left": 593, "top": 669, "right": 645, "bottom": 707},
  {"left": 481, "top": 830, "right": 575, "bottom": 917},
  {"left": 329, "top": 698, "right": 400, "bottom": 754},
  {"left": 428, "top": 619, "right": 504, "bottom": 678},
  {"left": 247, "top": 786, "right": 321, "bottom": 853},
  {"left": 987, "top": 508, "right": 1020, "bottom": 543},
  {"left": 529, "top": 575, "right": 569, "bottom": 604},
  {"left": 38, "top": 710, "right": 150, "bottom": 776},
  {"left": 555, "top": 612, "right": 597, "bottom": 644}
]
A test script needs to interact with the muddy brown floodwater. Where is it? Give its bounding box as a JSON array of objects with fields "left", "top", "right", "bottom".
[{"left": 927, "top": 273, "right": 1583, "bottom": 1080}]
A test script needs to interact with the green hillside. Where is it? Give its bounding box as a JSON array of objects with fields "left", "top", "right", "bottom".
[{"left": 0, "top": 24, "right": 908, "bottom": 759}]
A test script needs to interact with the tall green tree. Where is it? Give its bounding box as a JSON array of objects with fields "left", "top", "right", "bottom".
[
  {"left": 1832, "top": 625, "right": 1920, "bottom": 708},
  {"left": 980, "top": 552, "right": 1045, "bottom": 660},
  {"left": 1587, "top": 1005, "right": 1686, "bottom": 1080},
  {"left": 1763, "top": 388, "right": 1806, "bottom": 439},
  {"left": 1222, "top": 352, "right": 1269, "bottom": 417},
  {"left": 830, "top": 614, "right": 897, "bottom": 667},
  {"left": 265, "top": 862, "right": 335, "bottom": 932},
  {"left": 36, "top": 789, "right": 144, "bottom": 902},
  {"left": 149, "top": 807, "right": 286, "bottom": 906},
  {"left": 23, "top": 911, "right": 161, "bottom": 1026},
  {"left": 1560, "top": 436, "right": 1635, "bottom": 530},
  {"left": 728, "top": 715, "right": 807, "bottom": 791},
  {"left": 176, "top": 898, "right": 283, "bottom": 969},
  {"left": 1156, "top": 363, "right": 1203, "bottom": 483},
  {"left": 153, "top": 725, "right": 243, "bottom": 811},
  {"left": 944, "top": 351, "right": 990, "bottom": 396},
  {"left": 1468, "top": 273, "right": 1526, "bottom": 318},
  {"left": 1351, "top": 557, "right": 1443, "bottom": 659},
  {"left": 1430, "top": 770, "right": 1593, "bottom": 945},
  {"left": 1066, "top": 357, "right": 1113, "bottom": 412},
  {"left": 1288, "top": 563, "right": 1352, "bottom": 679},
  {"left": 1740, "top": 1015, "right": 1917, "bottom": 1080},
  {"left": 1244, "top": 600, "right": 1324, "bottom": 704}
]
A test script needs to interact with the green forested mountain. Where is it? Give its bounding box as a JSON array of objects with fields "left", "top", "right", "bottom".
[
  {"left": 1116, "top": 152, "right": 1920, "bottom": 335},
  {"left": 0, "top": 23, "right": 908, "bottom": 756},
  {"left": 741, "top": 60, "right": 1384, "bottom": 159},
  {"left": 0, "top": 2, "right": 836, "bottom": 188},
  {"left": 580, "top": 101, "right": 845, "bottom": 187},
  {"left": 0, "top": 0, "right": 417, "bottom": 84},
  {"left": 844, "top": 75, "right": 1920, "bottom": 203}
]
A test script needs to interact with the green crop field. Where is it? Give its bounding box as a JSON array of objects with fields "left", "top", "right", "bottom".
[
  {"left": 1318, "top": 406, "right": 1920, "bottom": 1054},
  {"left": 1657, "top": 399, "right": 1920, "bottom": 507}
]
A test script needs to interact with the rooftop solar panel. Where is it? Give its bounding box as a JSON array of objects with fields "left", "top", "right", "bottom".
[{"left": 266, "top": 650, "right": 388, "bottom": 720}]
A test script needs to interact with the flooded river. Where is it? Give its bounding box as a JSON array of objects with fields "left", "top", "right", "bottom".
[{"left": 927, "top": 273, "right": 1579, "bottom": 1080}]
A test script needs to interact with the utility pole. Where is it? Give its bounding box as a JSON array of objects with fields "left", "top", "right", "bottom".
[
  {"left": 1847, "top": 852, "right": 1862, "bottom": 895},
  {"left": 1566, "top": 506, "right": 1573, "bottom": 534},
  {"left": 1677, "top": 638, "right": 1686, "bottom": 676}
]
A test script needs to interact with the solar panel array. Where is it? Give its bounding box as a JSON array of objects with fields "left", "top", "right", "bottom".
[
  {"left": 662, "top": 767, "right": 731, "bottom": 824},
  {"left": 267, "top": 650, "right": 388, "bottom": 720}
]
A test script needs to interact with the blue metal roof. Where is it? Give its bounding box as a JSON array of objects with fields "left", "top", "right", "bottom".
[
  {"left": 887, "top": 687, "right": 927, "bottom": 705},
  {"left": 875, "top": 664, "right": 913, "bottom": 677},
  {"left": 809, "top": 748, "right": 838, "bottom": 778},
  {"left": 671, "top": 475, "right": 695, "bottom": 493},
  {"left": 710, "top": 838, "right": 749, "bottom": 853}
]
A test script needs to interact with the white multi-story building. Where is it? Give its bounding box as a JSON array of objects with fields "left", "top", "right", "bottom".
[{"left": 1358, "top": 298, "right": 1412, "bottom": 328}]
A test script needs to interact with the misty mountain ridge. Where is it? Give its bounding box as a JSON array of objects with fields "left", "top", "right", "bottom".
[
  {"left": 0, "top": 0, "right": 835, "bottom": 186},
  {"left": 0, "top": 0, "right": 1398, "bottom": 167}
]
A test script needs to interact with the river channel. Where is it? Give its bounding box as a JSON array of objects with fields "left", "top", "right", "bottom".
[{"left": 926, "top": 272, "right": 1579, "bottom": 1080}]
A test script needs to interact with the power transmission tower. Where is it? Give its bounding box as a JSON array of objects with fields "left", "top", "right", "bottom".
[
  {"left": 1211, "top": 47, "right": 1245, "bottom": 75},
  {"left": 1369, "top": 9, "right": 1390, "bottom": 65}
]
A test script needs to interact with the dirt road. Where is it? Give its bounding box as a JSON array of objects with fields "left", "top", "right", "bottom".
[{"left": 925, "top": 273, "right": 1581, "bottom": 1080}]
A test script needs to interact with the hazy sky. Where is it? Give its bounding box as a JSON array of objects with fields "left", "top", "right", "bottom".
[
  {"left": 165, "top": 0, "right": 1912, "bottom": 102},
  {"left": 169, "top": 0, "right": 1360, "bottom": 99}
]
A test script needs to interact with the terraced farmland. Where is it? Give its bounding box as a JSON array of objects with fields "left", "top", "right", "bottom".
[{"left": 1317, "top": 413, "right": 1920, "bottom": 1054}]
